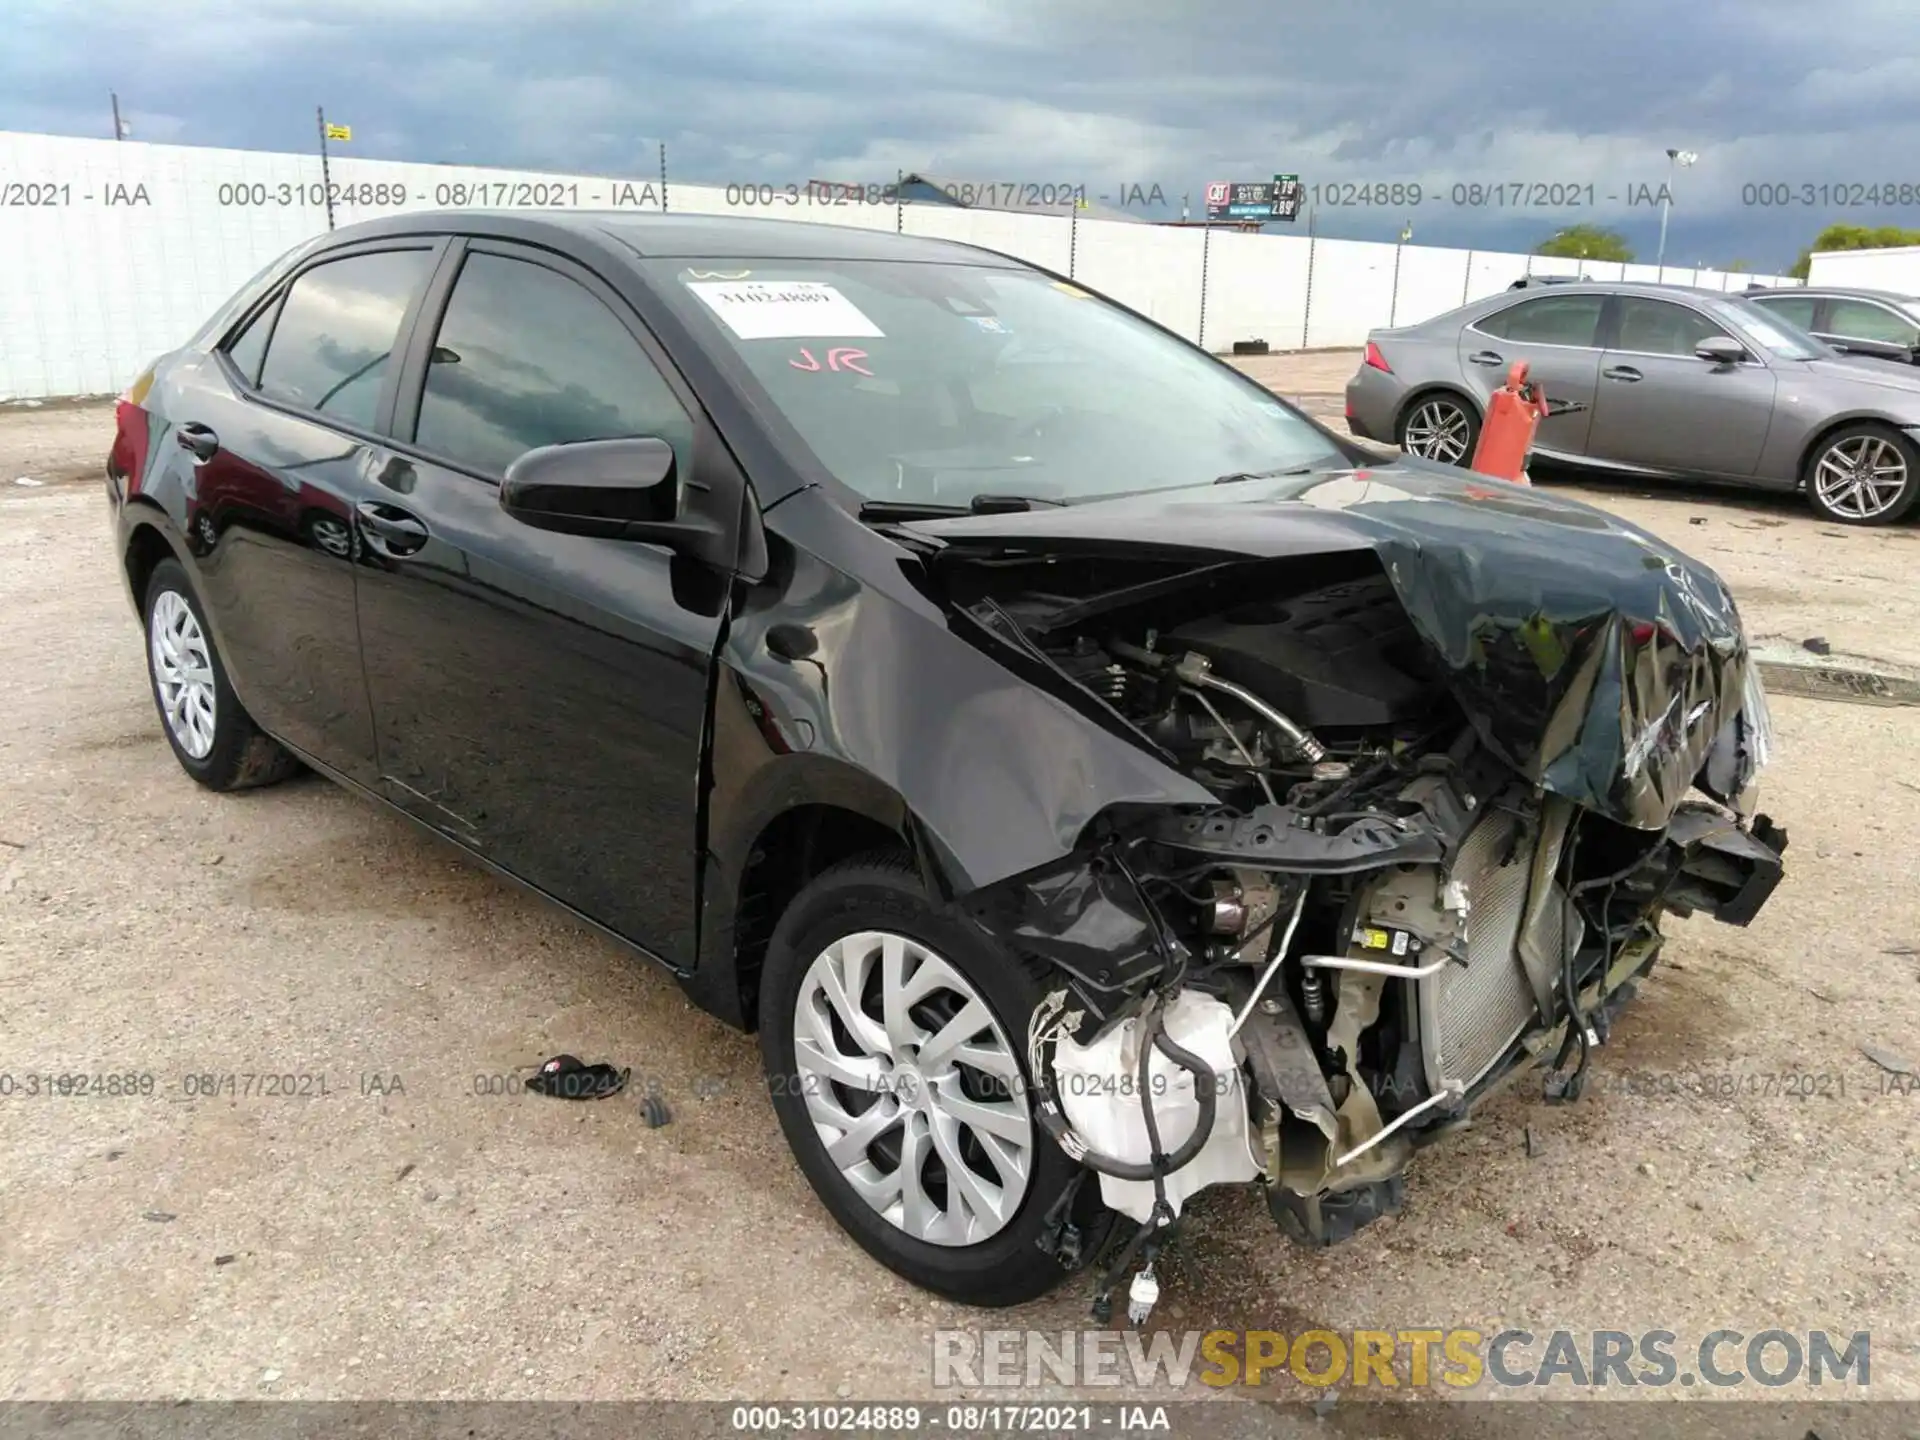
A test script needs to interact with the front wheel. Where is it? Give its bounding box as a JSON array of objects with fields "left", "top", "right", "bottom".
[
  {"left": 758, "top": 854, "right": 1111, "bottom": 1305},
  {"left": 1803, "top": 424, "right": 1920, "bottom": 525},
  {"left": 1396, "top": 392, "right": 1480, "bottom": 467}
]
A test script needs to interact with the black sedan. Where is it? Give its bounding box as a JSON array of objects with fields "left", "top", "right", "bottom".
[{"left": 108, "top": 212, "right": 1784, "bottom": 1308}]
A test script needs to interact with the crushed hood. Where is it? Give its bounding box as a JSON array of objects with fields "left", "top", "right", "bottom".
[{"left": 909, "top": 458, "right": 1749, "bottom": 830}]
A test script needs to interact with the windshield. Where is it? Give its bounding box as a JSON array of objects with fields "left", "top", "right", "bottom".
[
  {"left": 1709, "top": 297, "right": 1828, "bottom": 361},
  {"left": 645, "top": 257, "right": 1348, "bottom": 507}
]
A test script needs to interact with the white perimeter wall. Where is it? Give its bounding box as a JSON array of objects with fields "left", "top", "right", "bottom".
[
  {"left": 1806, "top": 244, "right": 1920, "bottom": 292},
  {"left": 0, "top": 130, "right": 1796, "bottom": 400}
]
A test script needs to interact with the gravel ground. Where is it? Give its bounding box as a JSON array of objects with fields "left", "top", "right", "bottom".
[{"left": 3, "top": 364, "right": 1917, "bottom": 1415}]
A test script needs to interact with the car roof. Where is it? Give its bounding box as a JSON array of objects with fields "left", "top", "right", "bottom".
[
  {"left": 1487, "top": 281, "right": 1742, "bottom": 302},
  {"left": 1753, "top": 285, "right": 1918, "bottom": 303},
  {"left": 314, "top": 209, "right": 1020, "bottom": 265}
]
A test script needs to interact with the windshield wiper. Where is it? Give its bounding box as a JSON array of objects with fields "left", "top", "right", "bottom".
[
  {"left": 857, "top": 492, "right": 1068, "bottom": 522},
  {"left": 1212, "top": 463, "right": 1321, "bottom": 485}
]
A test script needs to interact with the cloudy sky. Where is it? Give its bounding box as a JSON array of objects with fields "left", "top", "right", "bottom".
[{"left": 6, "top": 0, "right": 1918, "bottom": 270}]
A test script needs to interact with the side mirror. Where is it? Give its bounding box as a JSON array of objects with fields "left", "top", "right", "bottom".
[
  {"left": 500, "top": 437, "right": 731, "bottom": 568},
  {"left": 1694, "top": 336, "right": 1748, "bottom": 365}
]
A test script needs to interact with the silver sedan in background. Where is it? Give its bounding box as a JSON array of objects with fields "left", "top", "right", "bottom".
[{"left": 1344, "top": 282, "right": 1920, "bottom": 524}]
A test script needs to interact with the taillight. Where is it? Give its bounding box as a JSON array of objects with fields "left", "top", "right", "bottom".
[{"left": 1363, "top": 341, "right": 1392, "bottom": 373}]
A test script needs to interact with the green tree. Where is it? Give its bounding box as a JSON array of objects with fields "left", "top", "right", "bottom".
[
  {"left": 1789, "top": 223, "right": 1920, "bottom": 280},
  {"left": 1533, "top": 224, "right": 1634, "bottom": 262},
  {"left": 1725, "top": 259, "right": 1752, "bottom": 273}
]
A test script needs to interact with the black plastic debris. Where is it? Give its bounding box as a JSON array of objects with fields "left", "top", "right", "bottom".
[
  {"left": 641, "top": 1093, "right": 672, "bottom": 1128},
  {"left": 527, "top": 1054, "right": 631, "bottom": 1101},
  {"left": 1803, "top": 636, "right": 1833, "bottom": 656}
]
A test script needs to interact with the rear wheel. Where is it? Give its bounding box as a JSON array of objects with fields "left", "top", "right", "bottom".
[
  {"left": 1803, "top": 423, "right": 1920, "bottom": 525},
  {"left": 142, "top": 558, "right": 301, "bottom": 791},
  {"left": 759, "top": 854, "right": 1111, "bottom": 1305},
  {"left": 1397, "top": 392, "right": 1480, "bottom": 467}
]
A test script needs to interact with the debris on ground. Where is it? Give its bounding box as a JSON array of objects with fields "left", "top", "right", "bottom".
[
  {"left": 641, "top": 1093, "right": 672, "bottom": 1128},
  {"left": 1802, "top": 636, "right": 1833, "bottom": 656},
  {"left": 141, "top": 1211, "right": 176, "bottom": 1222},
  {"left": 214, "top": 1254, "right": 238, "bottom": 1267},
  {"left": 1524, "top": 1126, "right": 1544, "bottom": 1158},
  {"left": 526, "top": 1054, "right": 631, "bottom": 1100},
  {"left": 1859, "top": 1045, "right": 1916, "bottom": 1076}
]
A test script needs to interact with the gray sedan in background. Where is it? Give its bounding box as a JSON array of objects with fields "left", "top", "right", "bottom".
[
  {"left": 1345, "top": 282, "right": 1920, "bottom": 524},
  {"left": 1746, "top": 285, "right": 1920, "bottom": 367}
]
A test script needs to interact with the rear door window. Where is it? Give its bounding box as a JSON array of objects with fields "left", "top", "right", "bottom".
[
  {"left": 1477, "top": 295, "right": 1605, "bottom": 347},
  {"left": 256, "top": 249, "right": 434, "bottom": 430}
]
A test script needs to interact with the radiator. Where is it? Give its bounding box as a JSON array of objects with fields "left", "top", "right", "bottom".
[{"left": 1417, "top": 811, "right": 1562, "bottom": 1093}]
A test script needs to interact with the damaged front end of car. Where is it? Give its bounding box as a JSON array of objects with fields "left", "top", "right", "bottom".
[{"left": 909, "top": 467, "right": 1787, "bottom": 1318}]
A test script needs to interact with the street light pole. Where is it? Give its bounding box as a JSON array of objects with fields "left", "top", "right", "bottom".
[{"left": 1656, "top": 147, "right": 1697, "bottom": 281}]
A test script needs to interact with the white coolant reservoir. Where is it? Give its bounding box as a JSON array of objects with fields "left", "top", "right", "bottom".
[{"left": 1051, "top": 989, "right": 1261, "bottom": 1223}]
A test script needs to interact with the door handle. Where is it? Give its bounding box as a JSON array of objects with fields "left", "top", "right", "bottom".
[
  {"left": 176, "top": 423, "right": 220, "bottom": 461},
  {"left": 355, "top": 500, "right": 429, "bottom": 557},
  {"left": 1468, "top": 350, "right": 1504, "bottom": 367},
  {"left": 1602, "top": 365, "right": 1643, "bottom": 382}
]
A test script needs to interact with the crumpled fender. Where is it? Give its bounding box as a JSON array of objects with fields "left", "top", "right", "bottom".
[{"left": 717, "top": 488, "right": 1216, "bottom": 902}]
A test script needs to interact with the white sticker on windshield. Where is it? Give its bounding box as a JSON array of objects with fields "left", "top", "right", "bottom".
[{"left": 687, "top": 280, "right": 883, "bottom": 340}]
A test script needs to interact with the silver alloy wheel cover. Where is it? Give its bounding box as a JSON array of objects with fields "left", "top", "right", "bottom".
[
  {"left": 1403, "top": 399, "right": 1472, "bottom": 463},
  {"left": 1814, "top": 434, "right": 1909, "bottom": 520},
  {"left": 793, "top": 930, "right": 1034, "bottom": 1246},
  {"left": 149, "top": 589, "right": 218, "bottom": 759}
]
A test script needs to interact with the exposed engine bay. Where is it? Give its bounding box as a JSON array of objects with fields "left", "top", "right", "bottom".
[{"left": 936, "top": 541, "right": 1787, "bottom": 1323}]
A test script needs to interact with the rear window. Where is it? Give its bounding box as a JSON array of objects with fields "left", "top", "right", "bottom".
[{"left": 256, "top": 249, "right": 433, "bottom": 429}]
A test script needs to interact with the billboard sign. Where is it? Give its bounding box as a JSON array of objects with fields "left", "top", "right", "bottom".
[{"left": 1203, "top": 175, "right": 1302, "bottom": 222}]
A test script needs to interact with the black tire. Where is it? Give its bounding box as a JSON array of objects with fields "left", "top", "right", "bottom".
[
  {"left": 1801, "top": 422, "right": 1920, "bottom": 525},
  {"left": 142, "top": 558, "right": 301, "bottom": 791},
  {"left": 759, "top": 853, "right": 1113, "bottom": 1306},
  {"left": 1395, "top": 390, "right": 1481, "bottom": 468}
]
